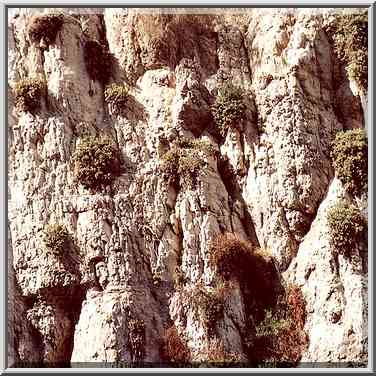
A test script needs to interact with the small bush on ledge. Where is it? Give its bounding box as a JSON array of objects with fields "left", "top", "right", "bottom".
[
  {"left": 104, "top": 83, "right": 129, "bottom": 114},
  {"left": 327, "top": 200, "right": 367, "bottom": 256},
  {"left": 211, "top": 82, "right": 246, "bottom": 137},
  {"left": 331, "top": 128, "right": 367, "bottom": 197},
  {"left": 28, "top": 14, "right": 64, "bottom": 45},
  {"left": 14, "top": 78, "right": 46, "bottom": 113},
  {"left": 73, "top": 136, "right": 121, "bottom": 191},
  {"left": 84, "top": 40, "right": 113, "bottom": 84},
  {"left": 160, "top": 137, "right": 215, "bottom": 190},
  {"left": 43, "top": 224, "right": 70, "bottom": 256}
]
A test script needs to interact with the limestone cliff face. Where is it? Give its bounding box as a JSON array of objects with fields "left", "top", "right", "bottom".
[{"left": 8, "top": 8, "right": 368, "bottom": 367}]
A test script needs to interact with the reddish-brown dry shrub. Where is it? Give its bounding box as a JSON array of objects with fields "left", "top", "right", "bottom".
[
  {"left": 162, "top": 325, "right": 191, "bottom": 364},
  {"left": 201, "top": 338, "right": 242, "bottom": 367},
  {"left": 209, "top": 233, "right": 251, "bottom": 279},
  {"left": 286, "top": 285, "right": 306, "bottom": 329},
  {"left": 209, "top": 233, "right": 281, "bottom": 321}
]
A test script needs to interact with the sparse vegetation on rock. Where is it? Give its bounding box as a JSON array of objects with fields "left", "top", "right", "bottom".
[
  {"left": 43, "top": 224, "right": 70, "bottom": 256},
  {"left": 331, "top": 128, "right": 367, "bottom": 197},
  {"left": 160, "top": 137, "right": 215, "bottom": 190},
  {"left": 28, "top": 14, "right": 64, "bottom": 45},
  {"left": 73, "top": 136, "right": 121, "bottom": 190},
  {"left": 14, "top": 78, "right": 46, "bottom": 113},
  {"left": 182, "top": 283, "right": 225, "bottom": 336},
  {"left": 252, "top": 285, "right": 308, "bottom": 366},
  {"left": 211, "top": 82, "right": 246, "bottom": 137},
  {"left": 327, "top": 200, "right": 367, "bottom": 256}
]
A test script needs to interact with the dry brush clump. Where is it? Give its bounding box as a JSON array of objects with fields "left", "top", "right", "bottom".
[
  {"left": 252, "top": 285, "right": 309, "bottom": 366},
  {"left": 160, "top": 137, "right": 215, "bottom": 190},
  {"left": 209, "top": 233, "right": 308, "bottom": 365},
  {"left": 162, "top": 325, "right": 191, "bottom": 365},
  {"left": 209, "top": 233, "right": 279, "bottom": 320},
  {"left": 200, "top": 338, "right": 242, "bottom": 367}
]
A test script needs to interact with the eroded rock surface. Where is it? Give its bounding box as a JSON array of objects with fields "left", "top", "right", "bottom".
[{"left": 8, "top": 8, "right": 367, "bottom": 367}]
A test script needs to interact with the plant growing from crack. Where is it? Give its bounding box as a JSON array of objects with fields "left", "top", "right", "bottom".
[
  {"left": 211, "top": 82, "right": 246, "bottom": 137},
  {"left": 14, "top": 78, "right": 46, "bottom": 113},
  {"left": 331, "top": 128, "right": 367, "bottom": 197},
  {"left": 160, "top": 137, "right": 215, "bottom": 190},
  {"left": 327, "top": 200, "right": 367, "bottom": 257},
  {"left": 43, "top": 224, "right": 70, "bottom": 256},
  {"left": 73, "top": 136, "right": 121, "bottom": 191},
  {"left": 104, "top": 83, "right": 129, "bottom": 115}
]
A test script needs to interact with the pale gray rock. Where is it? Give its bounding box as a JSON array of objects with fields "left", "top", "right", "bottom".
[{"left": 8, "top": 8, "right": 367, "bottom": 367}]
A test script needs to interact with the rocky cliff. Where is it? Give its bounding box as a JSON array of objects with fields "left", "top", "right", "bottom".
[{"left": 8, "top": 8, "right": 368, "bottom": 368}]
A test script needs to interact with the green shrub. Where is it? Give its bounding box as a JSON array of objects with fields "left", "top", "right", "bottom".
[
  {"left": 327, "top": 12, "right": 368, "bottom": 90},
  {"left": 14, "top": 78, "right": 46, "bottom": 113},
  {"left": 43, "top": 224, "right": 70, "bottom": 256},
  {"left": 73, "top": 136, "right": 120, "bottom": 190},
  {"left": 160, "top": 137, "right": 215, "bottom": 190},
  {"left": 331, "top": 129, "right": 367, "bottom": 196},
  {"left": 211, "top": 82, "right": 246, "bottom": 137},
  {"left": 28, "top": 14, "right": 64, "bottom": 45},
  {"left": 327, "top": 200, "right": 367, "bottom": 255},
  {"left": 104, "top": 83, "right": 129, "bottom": 114},
  {"left": 84, "top": 40, "right": 113, "bottom": 84},
  {"left": 253, "top": 285, "right": 308, "bottom": 366}
]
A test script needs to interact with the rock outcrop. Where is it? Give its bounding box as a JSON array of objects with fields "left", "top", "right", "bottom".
[{"left": 8, "top": 8, "right": 368, "bottom": 367}]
